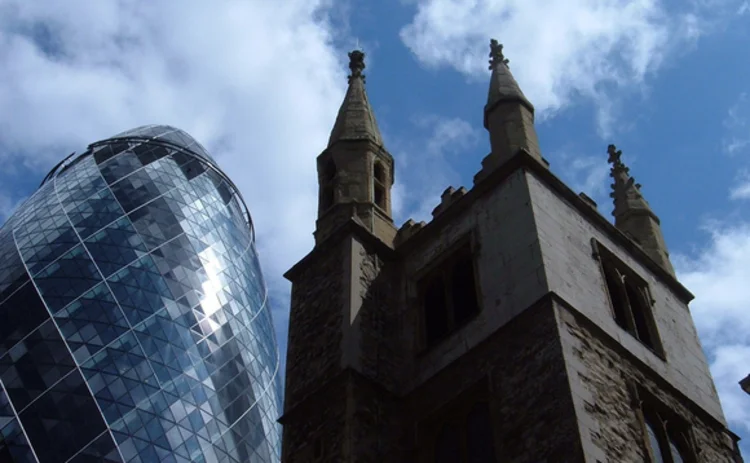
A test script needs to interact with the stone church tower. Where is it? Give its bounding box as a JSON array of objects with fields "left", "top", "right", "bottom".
[{"left": 278, "top": 42, "right": 744, "bottom": 462}]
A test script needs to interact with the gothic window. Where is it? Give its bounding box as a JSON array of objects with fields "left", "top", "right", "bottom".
[
  {"left": 373, "top": 161, "right": 386, "bottom": 210},
  {"left": 419, "top": 242, "right": 480, "bottom": 348},
  {"left": 594, "top": 241, "right": 662, "bottom": 355},
  {"left": 320, "top": 160, "right": 337, "bottom": 212},
  {"left": 641, "top": 408, "right": 695, "bottom": 463}
]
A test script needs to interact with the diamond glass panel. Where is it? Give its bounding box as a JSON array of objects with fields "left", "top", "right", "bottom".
[{"left": 0, "top": 125, "right": 281, "bottom": 462}]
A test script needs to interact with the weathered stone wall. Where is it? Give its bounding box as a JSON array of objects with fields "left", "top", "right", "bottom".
[
  {"left": 400, "top": 169, "right": 549, "bottom": 388},
  {"left": 355, "top": 243, "right": 402, "bottom": 392},
  {"left": 280, "top": 378, "right": 348, "bottom": 463},
  {"left": 527, "top": 171, "right": 726, "bottom": 424},
  {"left": 557, "top": 302, "right": 739, "bottom": 462},
  {"left": 404, "top": 297, "right": 584, "bottom": 462},
  {"left": 283, "top": 242, "right": 345, "bottom": 412}
]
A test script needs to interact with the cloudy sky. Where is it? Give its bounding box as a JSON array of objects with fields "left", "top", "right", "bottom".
[{"left": 1, "top": 0, "right": 749, "bottom": 453}]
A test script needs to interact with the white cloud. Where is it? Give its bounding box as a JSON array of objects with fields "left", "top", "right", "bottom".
[
  {"left": 390, "top": 115, "right": 482, "bottom": 224},
  {"left": 554, "top": 149, "right": 612, "bottom": 209},
  {"left": 0, "top": 0, "right": 349, "bottom": 345},
  {"left": 723, "top": 92, "right": 750, "bottom": 155},
  {"left": 730, "top": 170, "right": 750, "bottom": 200},
  {"left": 399, "top": 0, "right": 719, "bottom": 136},
  {"left": 674, "top": 221, "right": 750, "bottom": 443}
]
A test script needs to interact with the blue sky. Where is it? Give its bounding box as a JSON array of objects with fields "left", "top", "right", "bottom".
[{"left": 1, "top": 0, "right": 750, "bottom": 455}]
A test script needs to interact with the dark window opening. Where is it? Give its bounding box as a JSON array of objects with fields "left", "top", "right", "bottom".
[
  {"left": 466, "top": 402, "right": 496, "bottom": 463},
  {"left": 603, "top": 266, "right": 630, "bottom": 328},
  {"left": 374, "top": 162, "right": 385, "bottom": 183},
  {"left": 598, "top": 250, "right": 661, "bottom": 354},
  {"left": 323, "top": 160, "right": 336, "bottom": 182},
  {"left": 313, "top": 438, "right": 323, "bottom": 460},
  {"left": 374, "top": 184, "right": 386, "bottom": 209},
  {"left": 642, "top": 408, "right": 695, "bottom": 463},
  {"left": 321, "top": 186, "right": 334, "bottom": 212},
  {"left": 451, "top": 255, "right": 480, "bottom": 326},
  {"left": 373, "top": 161, "right": 387, "bottom": 210},
  {"left": 430, "top": 400, "right": 497, "bottom": 463},
  {"left": 424, "top": 278, "right": 450, "bottom": 346},
  {"left": 320, "top": 160, "right": 337, "bottom": 212},
  {"left": 626, "top": 281, "right": 655, "bottom": 349},
  {"left": 435, "top": 423, "right": 461, "bottom": 463},
  {"left": 420, "top": 243, "right": 480, "bottom": 348}
]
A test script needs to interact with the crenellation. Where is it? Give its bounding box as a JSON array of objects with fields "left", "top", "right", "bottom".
[
  {"left": 579, "top": 191, "right": 598, "bottom": 209},
  {"left": 430, "top": 186, "right": 468, "bottom": 218},
  {"left": 394, "top": 219, "right": 426, "bottom": 247}
]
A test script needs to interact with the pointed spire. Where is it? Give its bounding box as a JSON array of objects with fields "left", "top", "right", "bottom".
[
  {"left": 476, "top": 40, "right": 545, "bottom": 184},
  {"left": 607, "top": 145, "right": 675, "bottom": 276},
  {"left": 327, "top": 49, "right": 383, "bottom": 148},
  {"left": 485, "top": 39, "right": 533, "bottom": 128}
]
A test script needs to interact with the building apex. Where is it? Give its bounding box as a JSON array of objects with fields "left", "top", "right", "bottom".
[
  {"left": 485, "top": 39, "right": 533, "bottom": 127},
  {"left": 328, "top": 49, "right": 383, "bottom": 148},
  {"left": 348, "top": 49, "right": 366, "bottom": 82},
  {"left": 488, "top": 39, "right": 509, "bottom": 69}
]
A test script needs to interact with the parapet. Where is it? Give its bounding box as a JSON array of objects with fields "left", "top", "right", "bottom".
[
  {"left": 431, "top": 186, "right": 468, "bottom": 218},
  {"left": 394, "top": 219, "right": 427, "bottom": 247}
]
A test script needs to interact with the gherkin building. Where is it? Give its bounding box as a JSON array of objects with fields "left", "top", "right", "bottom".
[{"left": 0, "top": 125, "right": 282, "bottom": 463}]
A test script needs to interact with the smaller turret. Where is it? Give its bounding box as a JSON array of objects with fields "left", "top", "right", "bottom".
[
  {"left": 608, "top": 144, "right": 675, "bottom": 276},
  {"left": 476, "top": 39, "right": 546, "bottom": 184},
  {"left": 314, "top": 48, "right": 397, "bottom": 246}
]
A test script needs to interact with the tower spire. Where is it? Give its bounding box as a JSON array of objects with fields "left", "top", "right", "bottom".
[
  {"left": 327, "top": 49, "right": 383, "bottom": 148},
  {"left": 315, "top": 49, "right": 397, "bottom": 246},
  {"left": 607, "top": 144, "right": 675, "bottom": 276},
  {"left": 475, "top": 39, "right": 545, "bottom": 184},
  {"left": 485, "top": 39, "right": 533, "bottom": 119}
]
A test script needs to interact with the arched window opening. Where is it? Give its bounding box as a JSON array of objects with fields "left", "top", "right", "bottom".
[
  {"left": 642, "top": 409, "right": 696, "bottom": 463},
  {"left": 374, "top": 184, "right": 386, "bottom": 209},
  {"left": 374, "top": 161, "right": 385, "bottom": 183},
  {"left": 320, "top": 160, "right": 337, "bottom": 212},
  {"left": 644, "top": 415, "right": 666, "bottom": 463},
  {"left": 373, "top": 161, "right": 387, "bottom": 210}
]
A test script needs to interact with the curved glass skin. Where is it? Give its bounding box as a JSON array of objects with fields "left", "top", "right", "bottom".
[{"left": 0, "top": 126, "right": 282, "bottom": 463}]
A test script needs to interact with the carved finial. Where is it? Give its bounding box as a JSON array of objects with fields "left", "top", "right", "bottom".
[
  {"left": 348, "top": 49, "right": 366, "bottom": 83},
  {"left": 607, "top": 144, "right": 623, "bottom": 167},
  {"left": 608, "top": 144, "right": 641, "bottom": 195},
  {"left": 489, "top": 39, "right": 509, "bottom": 70}
]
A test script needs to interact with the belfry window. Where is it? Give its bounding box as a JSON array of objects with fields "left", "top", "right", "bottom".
[
  {"left": 419, "top": 241, "right": 480, "bottom": 348},
  {"left": 594, "top": 241, "right": 662, "bottom": 356},
  {"left": 639, "top": 402, "right": 695, "bottom": 462},
  {"left": 320, "top": 160, "right": 337, "bottom": 212},
  {"left": 373, "top": 161, "right": 386, "bottom": 210}
]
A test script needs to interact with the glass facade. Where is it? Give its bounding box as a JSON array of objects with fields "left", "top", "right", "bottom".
[{"left": 0, "top": 125, "right": 282, "bottom": 463}]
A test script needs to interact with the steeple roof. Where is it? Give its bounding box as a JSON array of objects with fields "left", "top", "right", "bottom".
[
  {"left": 327, "top": 49, "right": 383, "bottom": 148},
  {"left": 485, "top": 39, "right": 533, "bottom": 123}
]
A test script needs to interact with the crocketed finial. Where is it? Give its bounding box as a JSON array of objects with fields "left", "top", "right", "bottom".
[
  {"left": 348, "top": 49, "right": 366, "bottom": 83},
  {"left": 607, "top": 144, "right": 641, "bottom": 195},
  {"left": 489, "top": 39, "right": 509, "bottom": 70}
]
